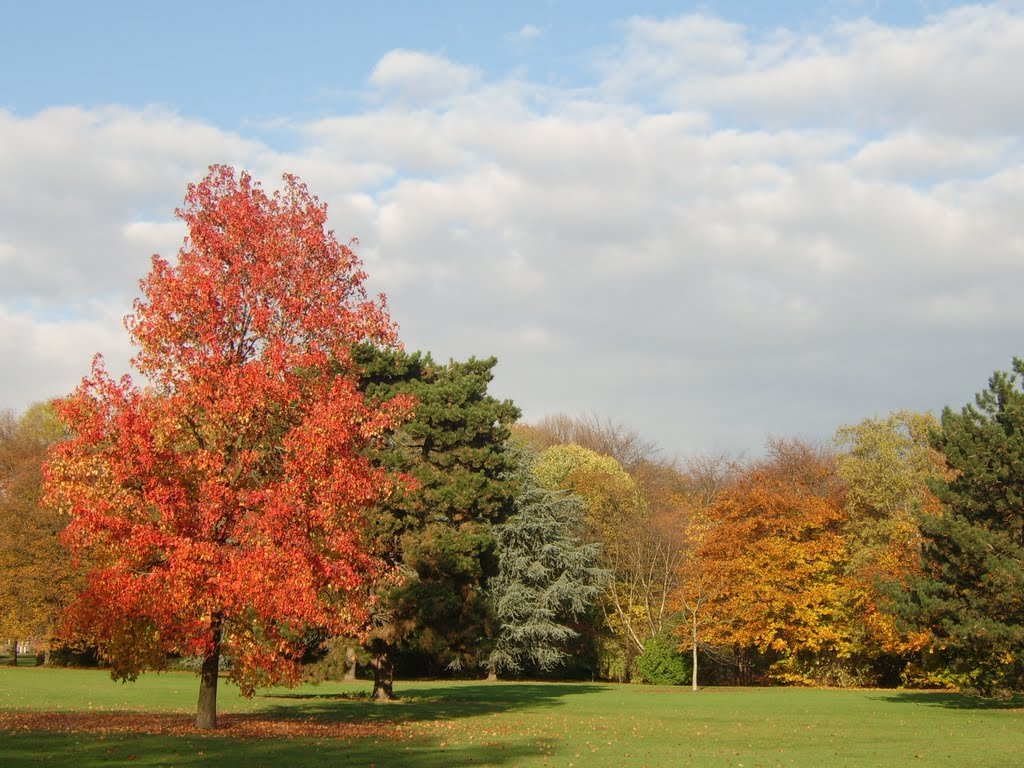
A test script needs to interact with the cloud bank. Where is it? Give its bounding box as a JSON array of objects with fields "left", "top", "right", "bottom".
[{"left": 2, "top": 5, "right": 1022, "bottom": 456}]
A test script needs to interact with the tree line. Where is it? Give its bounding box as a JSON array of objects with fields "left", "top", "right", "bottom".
[{"left": 2, "top": 166, "right": 1022, "bottom": 730}]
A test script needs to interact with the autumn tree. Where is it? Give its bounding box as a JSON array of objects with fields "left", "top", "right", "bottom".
[
  {"left": 486, "top": 449, "right": 606, "bottom": 678},
  {"left": 833, "top": 411, "right": 945, "bottom": 679},
  {"left": 44, "top": 166, "right": 413, "bottom": 729},
  {"left": 667, "top": 450, "right": 741, "bottom": 692},
  {"left": 891, "top": 359, "right": 1024, "bottom": 695},
  {"left": 697, "top": 440, "right": 855, "bottom": 685},
  {"left": 513, "top": 413, "right": 659, "bottom": 472},
  {"left": 353, "top": 346, "right": 520, "bottom": 699},
  {"left": 0, "top": 403, "right": 78, "bottom": 663},
  {"left": 835, "top": 411, "right": 944, "bottom": 567}
]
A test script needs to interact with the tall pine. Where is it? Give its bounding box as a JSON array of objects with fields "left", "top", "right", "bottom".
[
  {"left": 353, "top": 346, "right": 520, "bottom": 698},
  {"left": 893, "top": 358, "right": 1024, "bottom": 695}
]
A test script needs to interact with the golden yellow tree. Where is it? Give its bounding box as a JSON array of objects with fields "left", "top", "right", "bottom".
[
  {"left": 697, "top": 440, "right": 855, "bottom": 685},
  {"left": 0, "top": 403, "right": 78, "bottom": 663}
]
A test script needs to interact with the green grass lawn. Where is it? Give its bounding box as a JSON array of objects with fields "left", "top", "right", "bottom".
[{"left": 1, "top": 667, "right": 1021, "bottom": 767}]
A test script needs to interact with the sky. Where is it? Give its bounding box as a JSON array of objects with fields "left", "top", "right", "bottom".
[{"left": 2, "top": 0, "right": 1023, "bottom": 459}]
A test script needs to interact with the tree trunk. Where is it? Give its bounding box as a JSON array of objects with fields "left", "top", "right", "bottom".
[
  {"left": 196, "top": 618, "right": 222, "bottom": 730},
  {"left": 486, "top": 661, "right": 498, "bottom": 682},
  {"left": 622, "top": 640, "right": 635, "bottom": 683},
  {"left": 691, "top": 614, "right": 699, "bottom": 692},
  {"left": 343, "top": 645, "right": 357, "bottom": 681},
  {"left": 8, "top": 639, "right": 18, "bottom": 666},
  {"left": 371, "top": 647, "right": 395, "bottom": 701}
]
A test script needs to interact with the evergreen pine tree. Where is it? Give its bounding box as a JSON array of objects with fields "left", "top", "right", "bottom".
[
  {"left": 892, "top": 358, "right": 1024, "bottom": 695},
  {"left": 352, "top": 346, "right": 520, "bottom": 697}
]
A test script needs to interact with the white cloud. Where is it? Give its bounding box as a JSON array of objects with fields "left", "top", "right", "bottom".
[
  {"left": 121, "top": 221, "right": 186, "bottom": 252},
  {"left": 515, "top": 24, "right": 542, "bottom": 41},
  {"left": 0, "top": 106, "right": 268, "bottom": 304},
  {"left": 369, "top": 50, "right": 481, "bottom": 106},
  {"left": 851, "top": 132, "right": 1012, "bottom": 181},
  {"left": 607, "top": 6, "right": 1024, "bottom": 137},
  {"left": 0, "top": 302, "right": 131, "bottom": 410}
]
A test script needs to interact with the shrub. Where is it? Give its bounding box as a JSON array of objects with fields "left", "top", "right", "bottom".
[
  {"left": 634, "top": 630, "right": 689, "bottom": 686},
  {"left": 47, "top": 645, "right": 101, "bottom": 668}
]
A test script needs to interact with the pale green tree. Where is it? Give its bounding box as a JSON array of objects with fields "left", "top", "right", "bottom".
[{"left": 486, "top": 451, "right": 606, "bottom": 677}]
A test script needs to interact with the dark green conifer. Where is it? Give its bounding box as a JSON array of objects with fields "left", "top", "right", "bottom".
[
  {"left": 892, "top": 358, "right": 1024, "bottom": 695},
  {"left": 352, "top": 346, "right": 520, "bottom": 698}
]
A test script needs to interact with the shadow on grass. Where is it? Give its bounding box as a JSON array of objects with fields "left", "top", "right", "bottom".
[
  {"left": 0, "top": 729, "right": 557, "bottom": 768},
  {"left": 1, "top": 681, "right": 600, "bottom": 766},
  {"left": 874, "top": 690, "right": 1024, "bottom": 710},
  {"left": 1, "top": 682, "right": 591, "bottom": 767},
  {"left": 0, "top": 656, "right": 39, "bottom": 668},
  {"left": 259, "top": 682, "right": 605, "bottom": 723}
]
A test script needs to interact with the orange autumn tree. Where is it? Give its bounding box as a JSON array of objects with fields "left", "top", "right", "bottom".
[
  {"left": 44, "top": 166, "right": 413, "bottom": 729},
  {"left": 670, "top": 453, "right": 741, "bottom": 691},
  {"left": 697, "top": 440, "right": 856, "bottom": 685}
]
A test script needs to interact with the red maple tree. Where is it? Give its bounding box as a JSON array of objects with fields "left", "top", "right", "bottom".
[{"left": 45, "top": 166, "right": 413, "bottom": 729}]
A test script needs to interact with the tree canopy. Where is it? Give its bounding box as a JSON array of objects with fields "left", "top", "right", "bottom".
[
  {"left": 44, "top": 166, "right": 413, "bottom": 728},
  {"left": 487, "top": 450, "right": 606, "bottom": 676},
  {"left": 891, "top": 359, "right": 1024, "bottom": 695},
  {"left": 353, "top": 345, "right": 520, "bottom": 698},
  {"left": 698, "top": 440, "right": 855, "bottom": 685},
  {"left": 0, "top": 403, "right": 77, "bottom": 658}
]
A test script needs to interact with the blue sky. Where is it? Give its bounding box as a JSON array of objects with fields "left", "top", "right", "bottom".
[
  {"left": 2, "top": 1, "right": 1022, "bottom": 458},
  {"left": 3, "top": 1, "right": 961, "bottom": 125}
]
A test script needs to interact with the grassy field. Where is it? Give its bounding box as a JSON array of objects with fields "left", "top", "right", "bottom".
[{"left": 1, "top": 667, "right": 1022, "bottom": 767}]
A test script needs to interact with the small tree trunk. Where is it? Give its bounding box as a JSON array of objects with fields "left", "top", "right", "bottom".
[
  {"left": 622, "top": 640, "right": 635, "bottom": 683},
  {"left": 486, "top": 661, "right": 498, "bottom": 682},
  {"left": 196, "top": 618, "right": 222, "bottom": 730},
  {"left": 8, "top": 639, "right": 18, "bottom": 666},
  {"left": 371, "top": 647, "right": 395, "bottom": 701},
  {"left": 343, "top": 645, "right": 357, "bottom": 681},
  {"left": 737, "top": 648, "right": 752, "bottom": 685},
  {"left": 691, "top": 614, "right": 699, "bottom": 692}
]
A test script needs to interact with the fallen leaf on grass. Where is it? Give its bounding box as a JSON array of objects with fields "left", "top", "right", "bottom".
[{"left": 0, "top": 712, "right": 414, "bottom": 741}]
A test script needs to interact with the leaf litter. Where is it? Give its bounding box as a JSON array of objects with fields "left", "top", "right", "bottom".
[{"left": 0, "top": 711, "right": 414, "bottom": 740}]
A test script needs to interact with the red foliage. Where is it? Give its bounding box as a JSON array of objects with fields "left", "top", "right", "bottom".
[{"left": 45, "top": 166, "right": 414, "bottom": 693}]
